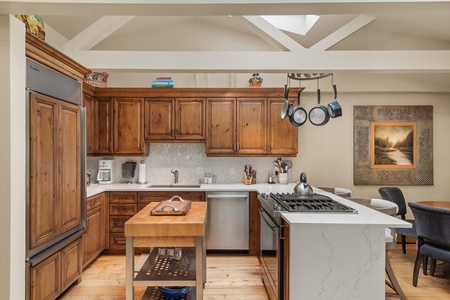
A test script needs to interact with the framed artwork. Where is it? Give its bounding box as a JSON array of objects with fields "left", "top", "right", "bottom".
[{"left": 354, "top": 106, "right": 433, "bottom": 185}]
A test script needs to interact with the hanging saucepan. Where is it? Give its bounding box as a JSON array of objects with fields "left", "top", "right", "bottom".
[
  {"left": 309, "top": 88, "right": 330, "bottom": 126},
  {"left": 327, "top": 84, "right": 343, "bottom": 118},
  {"left": 289, "top": 88, "right": 307, "bottom": 127},
  {"left": 280, "top": 84, "right": 292, "bottom": 119}
]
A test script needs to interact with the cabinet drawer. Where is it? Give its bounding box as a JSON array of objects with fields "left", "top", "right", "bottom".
[
  {"left": 138, "top": 192, "right": 205, "bottom": 204},
  {"left": 109, "top": 216, "right": 131, "bottom": 232},
  {"left": 109, "top": 233, "right": 127, "bottom": 250},
  {"left": 109, "top": 204, "right": 137, "bottom": 216},
  {"left": 109, "top": 192, "right": 137, "bottom": 203},
  {"left": 86, "top": 194, "right": 103, "bottom": 211}
]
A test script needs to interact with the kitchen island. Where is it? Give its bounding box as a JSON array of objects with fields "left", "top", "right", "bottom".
[
  {"left": 124, "top": 201, "right": 207, "bottom": 300},
  {"left": 88, "top": 183, "right": 411, "bottom": 299}
]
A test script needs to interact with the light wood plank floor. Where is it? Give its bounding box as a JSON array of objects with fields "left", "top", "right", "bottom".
[{"left": 60, "top": 244, "right": 449, "bottom": 299}]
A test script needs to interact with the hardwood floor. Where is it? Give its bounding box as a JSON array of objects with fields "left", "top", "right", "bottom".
[{"left": 59, "top": 244, "right": 449, "bottom": 299}]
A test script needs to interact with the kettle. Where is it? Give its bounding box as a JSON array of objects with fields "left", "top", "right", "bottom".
[{"left": 294, "top": 172, "right": 314, "bottom": 196}]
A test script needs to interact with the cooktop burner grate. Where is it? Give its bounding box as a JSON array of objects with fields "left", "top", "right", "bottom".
[{"left": 270, "top": 193, "right": 356, "bottom": 213}]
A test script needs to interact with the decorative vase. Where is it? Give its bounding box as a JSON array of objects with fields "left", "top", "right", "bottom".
[{"left": 249, "top": 73, "right": 263, "bottom": 88}]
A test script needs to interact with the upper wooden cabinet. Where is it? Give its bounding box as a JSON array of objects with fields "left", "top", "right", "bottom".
[
  {"left": 113, "top": 98, "right": 149, "bottom": 155},
  {"left": 267, "top": 98, "right": 298, "bottom": 156},
  {"left": 206, "top": 98, "right": 267, "bottom": 155},
  {"left": 206, "top": 97, "right": 295, "bottom": 156},
  {"left": 144, "top": 97, "right": 205, "bottom": 141}
]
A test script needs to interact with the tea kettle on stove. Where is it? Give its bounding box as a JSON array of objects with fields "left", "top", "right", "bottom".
[{"left": 294, "top": 172, "right": 314, "bottom": 196}]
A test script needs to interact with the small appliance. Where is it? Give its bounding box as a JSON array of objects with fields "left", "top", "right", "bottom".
[{"left": 97, "top": 159, "right": 114, "bottom": 184}]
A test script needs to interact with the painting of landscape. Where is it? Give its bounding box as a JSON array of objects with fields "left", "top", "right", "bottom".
[{"left": 371, "top": 122, "right": 416, "bottom": 169}]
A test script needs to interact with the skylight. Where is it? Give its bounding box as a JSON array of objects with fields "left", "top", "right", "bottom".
[{"left": 260, "top": 15, "right": 320, "bottom": 35}]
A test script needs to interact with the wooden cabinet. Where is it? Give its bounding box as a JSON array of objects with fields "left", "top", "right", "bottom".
[
  {"left": 248, "top": 192, "right": 261, "bottom": 256},
  {"left": 29, "top": 92, "right": 81, "bottom": 250},
  {"left": 96, "top": 97, "right": 114, "bottom": 154},
  {"left": 30, "top": 239, "right": 82, "bottom": 300},
  {"left": 267, "top": 98, "right": 298, "bottom": 155},
  {"left": 82, "top": 193, "right": 106, "bottom": 270},
  {"left": 206, "top": 98, "right": 267, "bottom": 156},
  {"left": 144, "top": 97, "right": 205, "bottom": 141},
  {"left": 113, "top": 98, "right": 149, "bottom": 155},
  {"left": 107, "top": 192, "right": 138, "bottom": 252}
]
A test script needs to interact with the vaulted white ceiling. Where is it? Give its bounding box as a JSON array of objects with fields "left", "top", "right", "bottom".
[{"left": 2, "top": 0, "right": 450, "bottom": 73}]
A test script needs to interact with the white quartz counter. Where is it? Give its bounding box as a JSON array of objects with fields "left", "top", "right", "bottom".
[{"left": 87, "top": 183, "right": 410, "bottom": 229}]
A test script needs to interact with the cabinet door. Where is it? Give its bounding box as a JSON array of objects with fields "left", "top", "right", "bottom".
[
  {"left": 144, "top": 98, "right": 174, "bottom": 140},
  {"left": 267, "top": 98, "right": 298, "bottom": 156},
  {"left": 59, "top": 102, "right": 82, "bottom": 233},
  {"left": 83, "top": 194, "right": 105, "bottom": 269},
  {"left": 176, "top": 98, "right": 205, "bottom": 140},
  {"left": 96, "top": 97, "right": 114, "bottom": 154},
  {"left": 206, "top": 98, "right": 236, "bottom": 155},
  {"left": 84, "top": 93, "right": 97, "bottom": 155},
  {"left": 30, "top": 252, "right": 61, "bottom": 300},
  {"left": 29, "top": 92, "right": 59, "bottom": 250},
  {"left": 237, "top": 98, "right": 266, "bottom": 155},
  {"left": 61, "top": 239, "right": 82, "bottom": 291},
  {"left": 113, "top": 98, "right": 148, "bottom": 155}
]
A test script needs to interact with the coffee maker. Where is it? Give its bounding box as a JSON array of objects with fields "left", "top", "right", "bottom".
[{"left": 97, "top": 159, "right": 114, "bottom": 184}]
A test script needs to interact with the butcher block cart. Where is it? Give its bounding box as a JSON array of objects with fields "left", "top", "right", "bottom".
[{"left": 124, "top": 201, "right": 207, "bottom": 299}]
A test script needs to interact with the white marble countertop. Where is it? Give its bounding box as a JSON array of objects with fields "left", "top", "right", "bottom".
[{"left": 86, "top": 183, "right": 411, "bottom": 228}]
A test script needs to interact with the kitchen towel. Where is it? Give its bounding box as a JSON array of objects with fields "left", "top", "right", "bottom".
[{"left": 138, "top": 160, "right": 147, "bottom": 184}]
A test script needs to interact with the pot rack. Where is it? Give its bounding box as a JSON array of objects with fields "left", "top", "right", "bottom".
[{"left": 287, "top": 73, "right": 333, "bottom": 81}]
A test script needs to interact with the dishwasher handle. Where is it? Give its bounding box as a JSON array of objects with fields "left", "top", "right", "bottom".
[{"left": 206, "top": 193, "right": 248, "bottom": 199}]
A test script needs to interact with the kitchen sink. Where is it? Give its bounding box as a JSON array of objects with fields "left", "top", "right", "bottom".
[{"left": 146, "top": 184, "right": 201, "bottom": 188}]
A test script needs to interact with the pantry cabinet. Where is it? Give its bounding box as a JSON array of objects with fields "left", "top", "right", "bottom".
[{"left": 144, "top": 97, "right": 205, "bottom": 141}]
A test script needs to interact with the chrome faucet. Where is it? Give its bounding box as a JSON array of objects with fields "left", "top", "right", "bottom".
[{"left": 171, "top": 169, "right": 179, "bottom": 184}]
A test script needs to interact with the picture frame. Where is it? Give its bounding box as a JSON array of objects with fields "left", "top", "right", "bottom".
[{"left": 353, "top": 105, "right": 433, "bottom": 185}]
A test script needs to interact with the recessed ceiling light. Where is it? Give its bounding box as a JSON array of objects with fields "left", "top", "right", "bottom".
[{"left": 260, "top": 15, "right": 320, "bottom": 35}]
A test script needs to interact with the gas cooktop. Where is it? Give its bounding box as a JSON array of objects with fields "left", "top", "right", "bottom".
[{"left": 269, "top": 193, "right": 357, "bottom": 213}]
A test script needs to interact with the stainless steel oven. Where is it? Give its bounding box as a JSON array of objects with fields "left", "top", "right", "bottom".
[{"left": 259, "top": 204, "right": 283, "bottom": 300}]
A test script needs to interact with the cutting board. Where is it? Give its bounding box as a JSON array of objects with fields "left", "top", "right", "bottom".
[{"left": 151, "top": 200, "right": 192, "bottom": 216}]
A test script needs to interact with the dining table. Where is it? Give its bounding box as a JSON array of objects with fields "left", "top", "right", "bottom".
[{"left": 416, "top": 201, "right": 450, "bottom": 209}]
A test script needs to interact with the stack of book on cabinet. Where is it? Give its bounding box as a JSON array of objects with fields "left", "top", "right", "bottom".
[{"left": 152, "top": 77, "right": 174, "bottom": 88}]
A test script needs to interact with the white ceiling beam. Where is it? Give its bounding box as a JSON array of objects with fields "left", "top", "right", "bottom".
[
  {"left": 310, "top": 15, "right": 376, "bottom": 51},
  {"left": 41, "top": 22, "right": 68, "bottom": 50},
  {"left": 62, "top": 16, "right": 135, "bottom": 51},
  {"left": 243, "top": 16, "right": 306, "bottom": 52},
  {"left": 2, "top": 1, "right": 450, "bottom": 16},
  {"left": 65, "top": 49, "right": 450, "bottom": 72}
]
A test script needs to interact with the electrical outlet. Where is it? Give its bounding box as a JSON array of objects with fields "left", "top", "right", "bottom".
[
  {"left": 195, "top": 167, "right": 203, "bottom": 175},
  {"left": 230, "top": 168, "right": 235, "bottom": 175}
]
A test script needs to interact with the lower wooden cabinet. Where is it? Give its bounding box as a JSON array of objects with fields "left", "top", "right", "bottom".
[
  {"left": 82, "top": 193, "right": 106, "bottom": 270},
  {"left": 29, "top": 238, "right": 82, "bottom": 300}
]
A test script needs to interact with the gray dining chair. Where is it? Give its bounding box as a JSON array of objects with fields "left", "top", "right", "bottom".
[
  {"left": 408, "top": 202, "right": 450, "bottom": 287},
  {"left": 379, "top": 187, "right": 417, "bottom": 253}
]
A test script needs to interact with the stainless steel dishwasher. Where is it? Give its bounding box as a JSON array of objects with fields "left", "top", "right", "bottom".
[{"left": 206, "top": 191, "right": 249, "bottom": 250}]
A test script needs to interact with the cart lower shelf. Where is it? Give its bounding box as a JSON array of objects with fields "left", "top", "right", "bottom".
[{"left": 142, "top": 286, "right": 196, "bottom": 300}]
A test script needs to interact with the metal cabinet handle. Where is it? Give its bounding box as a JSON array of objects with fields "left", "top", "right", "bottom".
[{"left": 268, "top": 143, "right": 272, "bottom": 152}]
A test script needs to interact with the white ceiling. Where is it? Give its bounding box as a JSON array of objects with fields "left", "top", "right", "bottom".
[{"left": 2, "top": 0, "right": 450, "bottom": 73}]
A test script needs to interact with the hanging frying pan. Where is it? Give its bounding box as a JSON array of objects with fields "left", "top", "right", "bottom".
[
  {"left": 280, "top": 84, "right": 292, "bottom": 119},
  {"left": 327, "top": 84, "right": 343, "bottom": 118},
  {"left": 309, "top": 88, "right": 330, "bottom": 126},
  {"left": 289, "top": 88, "right": 307, "bottom": 127}
]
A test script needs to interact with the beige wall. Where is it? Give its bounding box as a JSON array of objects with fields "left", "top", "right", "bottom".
[{"left": 0, "top": 15, "right": 26, "bottom": 300}]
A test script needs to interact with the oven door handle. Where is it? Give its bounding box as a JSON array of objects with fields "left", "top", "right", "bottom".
[{"left": 259, "top": 208, "right": 278, "bottom": 231}]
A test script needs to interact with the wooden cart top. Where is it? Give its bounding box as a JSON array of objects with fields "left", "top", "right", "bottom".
[{"left": 124, "top": 202, "right": 207, "bottom": 237}]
